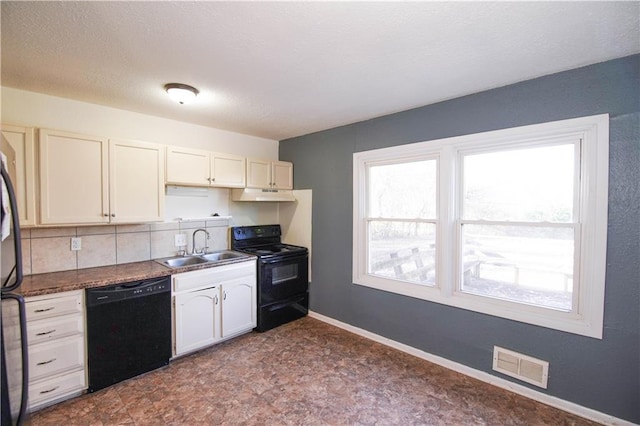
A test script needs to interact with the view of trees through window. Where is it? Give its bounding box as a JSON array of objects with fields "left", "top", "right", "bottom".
[
  {"left": 367, "top": 159, "right": 437, "bottom": 285},
  {"left": 366, "top": 143, "right": 577, "bottom": 311},
  {"left": 461, "top": 144, "right": 576, "bottom": 311}
]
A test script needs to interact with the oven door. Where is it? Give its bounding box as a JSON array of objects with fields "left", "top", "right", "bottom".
[{"left": 259, "top": 254, "right": 308, "bottom": 305}]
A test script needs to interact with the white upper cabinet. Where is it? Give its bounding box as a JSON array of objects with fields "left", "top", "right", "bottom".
[
  {"left": 39, "top": 129, "right": 164, "bottom": 224},
  {"left": 246, "top": 158, "right": 270, "bottom": 189},
  {"left": 165, "top": 146, "right": 210, "bottom": 186},
  {"left": 211, "top": 152, "right": 246, "bottom": 187},
  {"left": 39, "top": 129, "right": 109, "bottom": 225},
  {"left": 1, "top": 124, "right": 37, "bottom": 226},
  {"left": 166, "top": 146, "right": 246, "bottom": 188},
  {"left": 272, "top": 160, "right": 294, "bottom": 190},
  {"left": 109, "top": 139, "right": 165, "bottom": 223},
  {"left": 246, "top": 158, "right": 293, "bottom": 190}
]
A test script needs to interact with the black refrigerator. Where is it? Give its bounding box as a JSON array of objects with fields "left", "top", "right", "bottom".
[{"left": 1, "top": 149, "right": 29, "bottom": 425}]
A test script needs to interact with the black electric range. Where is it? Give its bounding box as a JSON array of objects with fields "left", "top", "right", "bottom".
[{"left": 231, "top": 225, "right": 309, "bottom": 331}]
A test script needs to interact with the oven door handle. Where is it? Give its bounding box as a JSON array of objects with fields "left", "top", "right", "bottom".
[{"left": 261, "top": 254, "right": 308, "bottom": 265}]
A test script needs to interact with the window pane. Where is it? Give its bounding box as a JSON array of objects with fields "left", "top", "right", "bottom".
[
  {"left": 461, "top": 224, "right": 574, "bottom": 311},
  {"left": 369, "top": 159, "right": 437, "bottom": 219},
  {"left": 368, "top": 221, "right": 436, "bottom": 285},
  {"left": 463, "top": 144, "right": 575, "bottom": 222}
]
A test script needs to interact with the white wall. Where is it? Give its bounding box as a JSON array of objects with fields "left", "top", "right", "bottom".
[
  {"left": 1, "top": 86, "right": 281, "bottom": 225},
  {"left": 280, "top": 189, "right": 313, "bottom": 281},
  {"left": 0, "top": 87, "right": 278, "bottom": 157}
]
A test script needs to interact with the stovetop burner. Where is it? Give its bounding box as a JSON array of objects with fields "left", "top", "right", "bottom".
[
  {"left": 240, "top": 244, "right": 307, "bottom": 257},
  {"left": 230, "top": 225, "right": 308, "bottom": 259}
]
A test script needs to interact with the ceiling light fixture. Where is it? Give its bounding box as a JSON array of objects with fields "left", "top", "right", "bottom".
[{"left": 164, "top": 83, "right": 199, "bottom": 105}]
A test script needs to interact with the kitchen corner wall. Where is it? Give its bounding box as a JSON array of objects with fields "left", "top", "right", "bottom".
[{"left": 21, "top": 220, "right": 231, "bottom": 275}]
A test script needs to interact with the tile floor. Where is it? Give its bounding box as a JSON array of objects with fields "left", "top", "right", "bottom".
[{"left": 30, "top": 317, "right": 600, "bottom": 425}]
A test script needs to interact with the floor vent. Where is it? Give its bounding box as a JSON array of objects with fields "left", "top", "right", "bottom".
[{"left": 492, "top": 346, "right": 549, "bottom": 389}]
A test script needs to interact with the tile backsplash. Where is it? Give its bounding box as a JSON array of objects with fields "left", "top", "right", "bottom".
[{"left": 21, "top": 219, "right": 230, "bottom": 275}]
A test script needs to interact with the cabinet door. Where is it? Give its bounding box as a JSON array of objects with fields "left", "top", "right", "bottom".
[
  {"left": 210, "top": 152, "right": 246, "bottom": 188},
  {"left": 272, "top": 161, "right": 293, "bottom": 190},
  {"left": 109, "top": 139, "right": 165, "bottom": 222},
  {"left": 39, "top": 129, "right": 109, "bottom": 224},
  {"left": 165, "top": 146, "right": 211, "bottom": 186},
  {"left": 246, "top": 157, "right": 271, "bottom": 189},
  {"left": 221, "top": 277, "right": 256, "bottom": 338},
  {"left": 174, "top": 288, "right": 220, "bottom": 356},
  {"left": 1, "top": 124, "right": 37, "bottom": 226}
]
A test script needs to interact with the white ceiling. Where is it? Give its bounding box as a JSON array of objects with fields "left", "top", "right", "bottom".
[{"left": 2, "top": 1, "right": 638, "bottom": 141}]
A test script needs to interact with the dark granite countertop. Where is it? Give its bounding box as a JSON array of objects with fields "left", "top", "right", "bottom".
[{"left": 20, "top": 255, "right": 257, "bottom": 297}]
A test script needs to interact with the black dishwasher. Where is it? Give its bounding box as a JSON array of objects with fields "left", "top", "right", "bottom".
[{"left": 86, "top": 276, "right": 171, "bottom": 392}]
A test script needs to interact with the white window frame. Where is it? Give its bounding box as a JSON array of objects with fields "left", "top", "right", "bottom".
[
  {"left": 365, "top": 154, "right": 439, "bottom": 289},
  {"left": 353, "top": 114, "right": 609, "bottom": 339}
]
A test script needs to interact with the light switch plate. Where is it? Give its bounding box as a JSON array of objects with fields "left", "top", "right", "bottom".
[{"left": 174, "top": 234, "right": 187, "bottom": 247}]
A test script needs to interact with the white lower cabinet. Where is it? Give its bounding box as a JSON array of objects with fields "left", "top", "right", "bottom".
[
  {"left": 174, "top": 288, "right": 221, "bottom": 355},
  {"left": 172, "top": 260, "right": 256, "bottom": 357},
  {"left": 221, "top": 277, "right": 256, "bottom": 338},
  {"left": 25, "top": 290, "right": 86, "bottom": 412}
]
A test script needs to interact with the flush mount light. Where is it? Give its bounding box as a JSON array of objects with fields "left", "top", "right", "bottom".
[{"left": 164, "top": 83, "right": 199, "bottom": 105}]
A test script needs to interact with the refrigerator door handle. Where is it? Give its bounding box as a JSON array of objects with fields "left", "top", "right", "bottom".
[
  {"left": 2, "top": 293, "right": 29, "bottom": 425},
  {"left": 16, "top": 295, "right": 28, "bottom": 425},
  {"left": 1, "top": 162, "right": 23, "bottom": 292}
]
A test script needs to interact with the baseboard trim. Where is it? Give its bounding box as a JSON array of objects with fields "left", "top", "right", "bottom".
[{"left": 308, "top": 311, "right": 634, "bottom": 426}]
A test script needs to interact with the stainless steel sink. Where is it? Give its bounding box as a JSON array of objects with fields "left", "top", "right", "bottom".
[
  {"left": 161, "top": 256, "right": 209, "bottom": 268},
  {"left": 200, "top": 251, "right": 245, "bottom": 262},
  {"left": 156, "top": 250, "right": 250, "bottom": 269}
]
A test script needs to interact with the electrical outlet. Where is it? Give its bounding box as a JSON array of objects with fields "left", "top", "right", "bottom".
[
  {"left": 70, "top": 237, "right": 82, "bottom": 251},
  {"left": 174, "top": 234, "right": 187, "bottom": 247}
]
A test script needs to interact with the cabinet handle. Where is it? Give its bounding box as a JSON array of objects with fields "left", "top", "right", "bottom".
[
  {"left": 36, "top": 358, "right": 56, "bottom": 366},
  {"left": 207, "top": 177, "right": 211, "bottom": 182},
  {"left": 103, "top": 213, "right": 109, "bottom": 217},
  {"left": 35, "top": 329, "right": 56, "bottom": 336},
  {"left": 110, "top": 213, "right": 116, "bottom": 217},
  {"left": 214, "top": 295, "right": 219, "bottom": 305},
  {"left": 34, "top": 307, "right": 54, "bottom": 313},
  {"left": 223, "top": 291, "right": 227, "bottom": 300},
  {"left": 39, "top": 386, "right": 60, "bottom": 395}
]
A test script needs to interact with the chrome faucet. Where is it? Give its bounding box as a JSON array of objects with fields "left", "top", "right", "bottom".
[{"left": 192, "top": 229, "right": 210, "bottom": 255}]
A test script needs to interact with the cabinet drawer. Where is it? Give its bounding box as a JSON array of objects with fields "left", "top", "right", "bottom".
[
  {"left": 29, "top": 369, "right": 86, "bottom": 409},
  {"left": 29, "top": 336, "right": 85, "bottom": 381},
  {"left": 172, "top": 261, "right": 256, "bottom": 293},
  {"left": 27, "top": 315, "right": 84, "bottom": 345},
  {"left": 26, "top": 292, "right": 83, "bottom": 322},
  {"left": 173, "top": 268, "right": 218, "bottom": 293}
]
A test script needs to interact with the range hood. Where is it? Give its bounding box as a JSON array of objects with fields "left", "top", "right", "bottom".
[{"left": 231, "top": 188, "right": 296, "bottom": 202}]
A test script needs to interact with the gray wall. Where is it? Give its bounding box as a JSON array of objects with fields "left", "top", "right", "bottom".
[{"left": 280, "top": 54, "right": 639, "bottom": 423}]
